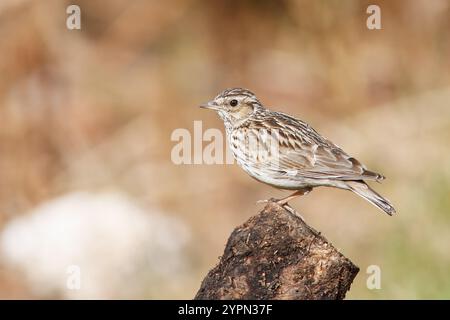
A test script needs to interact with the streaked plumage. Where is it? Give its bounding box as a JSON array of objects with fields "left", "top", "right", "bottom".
[{"left": 200, "top": 88, "right": 396, "bottom": 215}]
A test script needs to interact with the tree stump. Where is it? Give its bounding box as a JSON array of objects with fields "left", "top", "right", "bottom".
[{"left": 195, "top": 202, "right": 359, "bottom": 300}]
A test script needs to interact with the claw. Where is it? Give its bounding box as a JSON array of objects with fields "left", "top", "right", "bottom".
[
  {"left": 256, "top": 198, "right": 277, "bottom": 205},
  {"left": 276, "top": 198, "right": 290, "bottom": 206},
  {"left": 256, "top": 197, "right": 292, "bottom": 207}
]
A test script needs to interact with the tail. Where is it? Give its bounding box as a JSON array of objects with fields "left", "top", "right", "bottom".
[{"left": 345, "top": 181, "right": 396, "bottom": 216}]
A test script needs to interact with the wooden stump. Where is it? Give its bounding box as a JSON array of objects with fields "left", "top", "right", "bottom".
[{"left": 195, "top": 202, "right": 359, "bottom": 300}]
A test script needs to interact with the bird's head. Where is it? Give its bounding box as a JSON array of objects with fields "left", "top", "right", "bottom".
[{"left": 200, "top": 88, "right": 261, "bottom": 127}]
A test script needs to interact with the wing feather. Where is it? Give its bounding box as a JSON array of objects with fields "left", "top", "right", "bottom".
[{"left": 250, "top": 111, "right": 384, "bottom": 182}]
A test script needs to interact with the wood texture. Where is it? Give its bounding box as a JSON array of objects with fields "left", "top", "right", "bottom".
[{"left": 195, "top": 202, "right": 359, "bottom": 300}]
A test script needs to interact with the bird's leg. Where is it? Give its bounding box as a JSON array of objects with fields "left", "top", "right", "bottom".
[
  {"left": 256, "top": 187, "right": 312, "bottom": 205},
  {"left": 256, "top": 187, "right": 320, "bottom": 236},
  {"left": 275, "top": 187, "right": 312, "bottom": 206}
]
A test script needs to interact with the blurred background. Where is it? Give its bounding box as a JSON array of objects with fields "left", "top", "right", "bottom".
[{"left": 0, "top": 0, "right": 449, "bottom": 299}]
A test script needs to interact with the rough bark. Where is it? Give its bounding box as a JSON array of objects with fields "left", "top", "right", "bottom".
[{"left": 195, "top": 202, "right": 359, "bottom": 300}]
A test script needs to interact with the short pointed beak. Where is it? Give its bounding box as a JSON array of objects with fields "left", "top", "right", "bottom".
[{"left": 199, "top": 101, "right": 220, "bottom": 110}]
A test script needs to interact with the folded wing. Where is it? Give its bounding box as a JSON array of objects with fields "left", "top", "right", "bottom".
[{"left": 254, "top": 112, "right": 384, "bottom": 182}]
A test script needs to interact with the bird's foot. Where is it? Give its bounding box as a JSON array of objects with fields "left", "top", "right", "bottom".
[
  {"left": 256, "top": 197, "right": 278, "bottom": 205},
  {"left": 256, "top": 189, "right": 311, "bottom": 207},
  {"left": 256, "top": 197, "right": 300, "bottom": 215},
  {"left": 257, "top": 195, "right": 321, "bottom": 238},
  {"left": 256, "top": 198, "right": 300, "bottom": 220}
]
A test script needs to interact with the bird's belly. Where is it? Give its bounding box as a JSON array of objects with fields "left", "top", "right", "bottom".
[{"left": 233, "top": 155, "right": 310, "bottom": 190}]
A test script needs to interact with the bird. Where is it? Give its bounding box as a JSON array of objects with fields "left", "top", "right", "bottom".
[{"left": 200, "top": 87, "right": 396, "bottom": 216}]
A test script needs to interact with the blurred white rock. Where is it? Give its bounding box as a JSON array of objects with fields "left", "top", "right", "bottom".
[{"left": 0, "top": 192, "right": 190, "bottom": 299}]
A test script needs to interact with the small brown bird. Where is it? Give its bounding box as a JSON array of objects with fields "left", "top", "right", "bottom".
[{"left": 200, "top": 88, "right": 395, "bottom": 215}]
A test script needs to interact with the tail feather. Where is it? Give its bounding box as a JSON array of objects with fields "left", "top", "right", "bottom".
[{"left": 346, "top": 181, "right": 396, "bottom": 216}]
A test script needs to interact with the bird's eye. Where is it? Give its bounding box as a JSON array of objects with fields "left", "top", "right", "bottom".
[{"left": 230, "top": 99, "right": 238, "bottom": 107}]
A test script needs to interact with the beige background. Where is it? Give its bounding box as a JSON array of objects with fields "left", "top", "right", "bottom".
[{"left": 0, "top": 0, "right": 449, "bottom": 299}]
